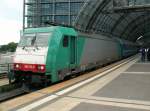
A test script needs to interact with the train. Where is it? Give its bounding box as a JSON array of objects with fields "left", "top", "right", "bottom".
[{"left": 10, "top": 26, "right": 139, "bottom": 85}]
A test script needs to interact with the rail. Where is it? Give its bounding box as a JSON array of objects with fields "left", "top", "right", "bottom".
[
  {"left": 0, "top": 84, "right": 27, "bottom": 102},
  {"left": 0, "top": 63, "right": 28, "bottom": 102}
]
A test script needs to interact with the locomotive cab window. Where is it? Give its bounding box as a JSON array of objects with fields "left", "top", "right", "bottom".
[{"left": 63, "top": 36, "right": 69, "bottom": 47}]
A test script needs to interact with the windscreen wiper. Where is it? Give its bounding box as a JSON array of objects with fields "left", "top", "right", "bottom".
[
  {"left": 34, "top": 45, "right": 39, "bottom": 50},
  {"left": 32, "top": 36, "right": 40, "bottom": 51},
  {"left": 22, "top": 46, "right": 27, "bottom": 51}
]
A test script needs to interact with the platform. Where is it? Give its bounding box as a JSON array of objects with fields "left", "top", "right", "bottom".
[
  {"left": 35, "top": 58, "right": 150, "bottom": 111},
  {"left": 2, "top": 56, "right": 150, "bottom": 111},
  {"left": 0, "top": 79, "right": 9, "bottom": 86}
]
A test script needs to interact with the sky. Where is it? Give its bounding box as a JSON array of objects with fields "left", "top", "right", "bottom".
[{"left": 0, "top": 0, "right": 23, "bottom": 45}]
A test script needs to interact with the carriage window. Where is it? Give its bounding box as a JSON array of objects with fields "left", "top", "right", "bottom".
[{"left": 63, "top": 36, "right": 69, "bottom": 47}]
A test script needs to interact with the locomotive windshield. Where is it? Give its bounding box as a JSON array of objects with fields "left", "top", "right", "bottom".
[{"left": 19, "top": 33, "right": 51, "bottom": 47}]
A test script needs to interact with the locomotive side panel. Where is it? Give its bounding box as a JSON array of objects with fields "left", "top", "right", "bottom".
[
  {"left": 79, "top": 36, "right": 120, "bottom": 70},
  {"left": 46, "top": 27, "right": 78, "bottom": 82}
]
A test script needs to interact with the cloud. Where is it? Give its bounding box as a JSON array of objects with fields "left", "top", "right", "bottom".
[
  {"left": 0, "top": 0, "right": 23, "bottom": 45},
  {"left": 0, "top": 0, "right": 23, "bottom": 21},
  {"left": 0, "top": 19, "right": 22, "bottom": 45},
  {"left": 1, "top": 0, "right": 23, "bottom": 10}
]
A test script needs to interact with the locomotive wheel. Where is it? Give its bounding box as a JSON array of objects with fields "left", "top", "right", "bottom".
[{"left": 14, "top": 76, "right": 22, "bottom": 84}]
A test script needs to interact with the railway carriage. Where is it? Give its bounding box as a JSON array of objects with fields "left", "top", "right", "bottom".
[{"left": 12, "top": 26, "right": 138, "bottom": 84}]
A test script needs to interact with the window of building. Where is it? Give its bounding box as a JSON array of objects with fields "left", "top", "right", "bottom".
[
  {"left": 41, "top": 16, "right": 53, "bottom": 26},
  {"left": 70, "top": 2, "right": 84, "bottom": 14},
  {"left": 41, "top": 4, "right": 53, "bottom": 15},
  {"left": 55, "top": 3, "right": 69, "bottom": 14},
  {"left": 25, "top": 0, "right": 87, "bottom": 28},
  {"left": 71, "top": 16, "right": 77, "bottom": 25},
  {"left": 55, "top": 16, "right": 69, "bottom": 24}
]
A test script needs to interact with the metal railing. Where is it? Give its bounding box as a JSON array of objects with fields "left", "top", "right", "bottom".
[
  {"left": 0, "top": 63, "right": 13, "bottom": 79},
  {"left": 113, "top": 0, "right": 150, "bottom": 7}
]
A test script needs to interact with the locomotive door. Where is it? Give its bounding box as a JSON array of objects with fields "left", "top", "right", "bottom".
[{"left": 70, "top": 36, "right": 76, "bottom": 66}]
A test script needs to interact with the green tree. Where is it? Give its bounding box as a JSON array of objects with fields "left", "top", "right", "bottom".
[{"left": 0, "top": 42, "right": 18, "bottom": 53}]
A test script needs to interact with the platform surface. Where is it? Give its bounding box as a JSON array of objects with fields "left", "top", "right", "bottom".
[
  {"left": 7, "top": 57, "right": 150, "bottom": 111},
  {"left": 71, "top": 103, "right": 148, "bottom": 111},
  {"left": 0, "top": 78, "right": 9, "bottom": 86}
]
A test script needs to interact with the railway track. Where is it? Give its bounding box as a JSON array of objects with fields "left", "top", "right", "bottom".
[
  {"left": 0, "top": 87, "right": 26, "bottom": 102},
  {"left": 0, "top": 83, "right": 29, "bottom": 102}
]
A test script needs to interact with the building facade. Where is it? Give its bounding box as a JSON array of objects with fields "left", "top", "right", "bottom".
[
  {"left": 24, "top": 0, "right": 150, "bottom": 29},
  {"left": 24, "top": 0, "right": 88, "bottom": 28}
]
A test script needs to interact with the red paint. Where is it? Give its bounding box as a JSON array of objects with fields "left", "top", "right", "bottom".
[{"left": 14, "top": 63, "right": 46, "bottom": 73}]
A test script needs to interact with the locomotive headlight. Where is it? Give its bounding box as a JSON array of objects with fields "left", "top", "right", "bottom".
[
  {"left": 40, "top": 66, "right": 45, "bottom": 70},
  {"left": 15, "top": 64, "right": 20, "bottom": 68},
  {"left": 37, "top": 65, "right": 45, "bottom": 71},
  {"left": 14, "top": 64, "right": 20, "bottom": 70}
]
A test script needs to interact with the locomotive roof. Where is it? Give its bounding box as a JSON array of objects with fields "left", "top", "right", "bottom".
[{"left": 23, "top": 26, "right": 77, "bottom": 37}]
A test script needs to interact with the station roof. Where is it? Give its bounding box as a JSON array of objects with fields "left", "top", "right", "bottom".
[{"left": 75, "top": 0, "right": 150, "bottom": 46}]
